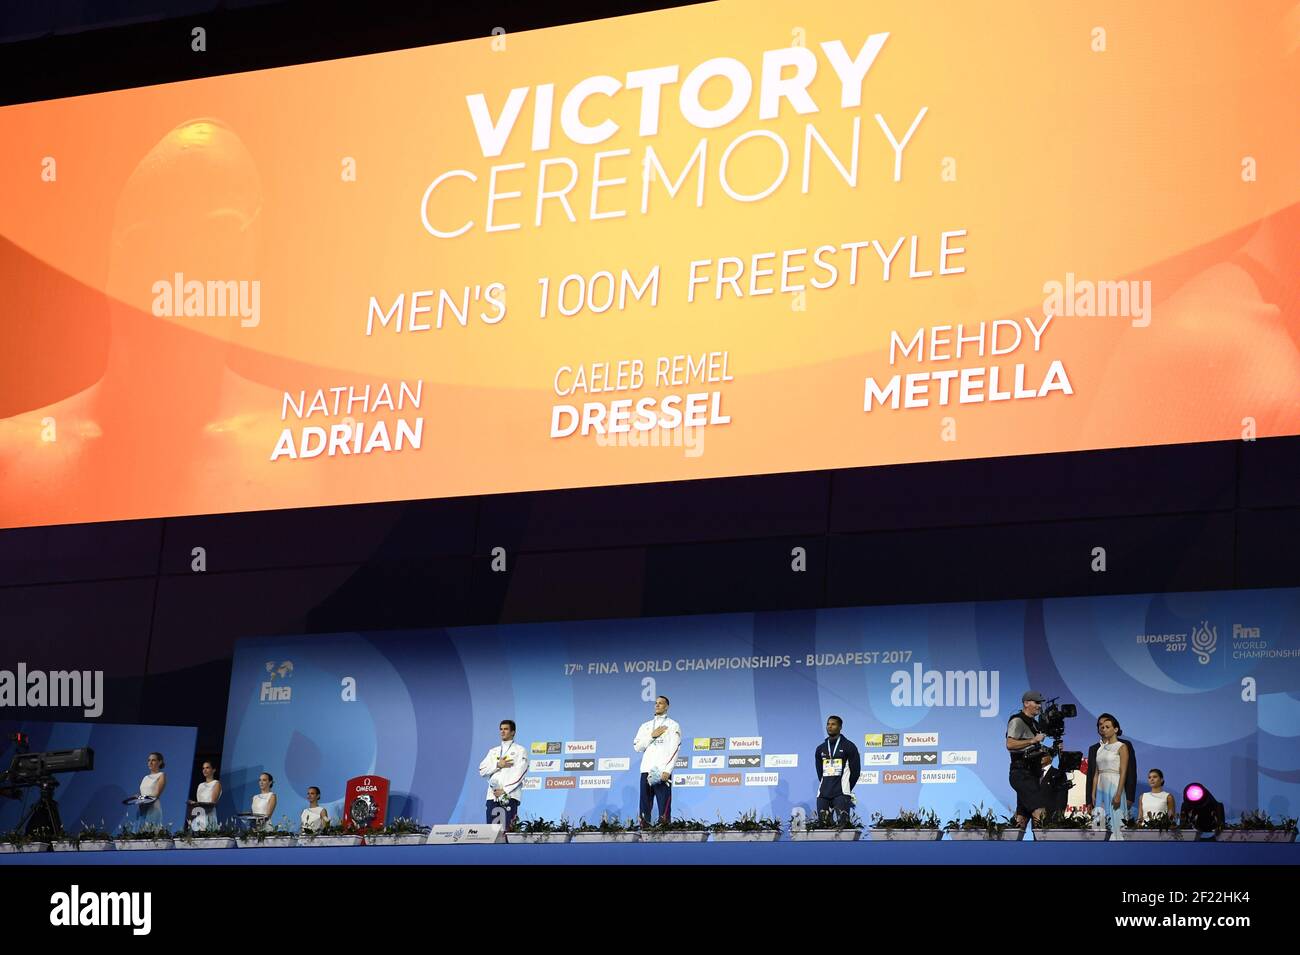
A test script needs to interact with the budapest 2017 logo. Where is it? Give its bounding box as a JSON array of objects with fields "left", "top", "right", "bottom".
[{"left": 1190, "top": 621, "right": 1217, "bottom": 665}]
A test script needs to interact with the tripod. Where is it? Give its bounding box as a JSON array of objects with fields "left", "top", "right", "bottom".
[{"left": 18, "top": 777, "right": 63, "bottom": 837}]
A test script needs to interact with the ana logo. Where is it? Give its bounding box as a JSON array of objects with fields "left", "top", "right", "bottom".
[
  {"left": 860, "top": 771, "right": 880, "bottom": 785},
  {"left": 1191, "top": 621, "right": 1218, "bottom": 665},
  {"left": 597, "top": 757, "right": 630, "bottom": 772},
  {"left": 672, "top": 773, "right": 706, "bottom": 788},
  {"left": 903, "top": 732, "right": 939, "bottom": 747},
  {"left": 259, "top": 660, "right": 293, "bottom": 704},
  {"left": 727, "top": 755, "right": 761, "bottom": 768},
  {"left": 563, "top": 758, "right": 595, "bottom": 771},
  {"left": 544, "top": 776, "right": 576, "bottom": 789},
  {"left": 729, "top": 736, "right": 762, "bottom": 751},
  {"left": 890, "top": 665, "right": 1000, "bottom": 718},
  {"left": 708, "top": 772, "right": 742, "bottom": 787},
  {"left": 521, "top": 777, "right": 542, "bottom": 790},
  {"left": 902, "top": 751, "right": 938, "bottom": 765},
  {"left": 864, "top": 734, "right": 884, "bottom": 747},
  {"left": 764, "top": 754, "right": 798, "bottom": 768},
  {"left": 920, "top": 769, "right": 958, "bottom": 784},
  {"left": 692, "top": 754, "right": 725, "bottom": 769},
  {"left": 863, "top": 751, "right": 899, "bottom": 765},
  {"left": 883, "top": 770, "right": 918, "bottom": 784},
  {"left": 564, "top": 740, "right": 597, "bottom": 754},
  {"left": 531, "top": 758, "right": 561, "bottom": 772},
  {"left": 578, "top": 775, "right": 612, "bottom": 789},
  {"left": 941, "top": 751, "right": 977, "bottom": 765},
  {"left": 744, "top": 772, "right": 779, "bottom": 786}
]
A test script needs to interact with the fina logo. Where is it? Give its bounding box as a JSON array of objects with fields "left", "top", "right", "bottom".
[
  {"left": 1191, "top": 621, "right": 1218, "bottom": 665},
  {"left": 259, "top": 660, "right": 293, "bottom": 704}
]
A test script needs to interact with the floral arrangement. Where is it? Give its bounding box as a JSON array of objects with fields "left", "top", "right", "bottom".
[
  {"left": 1223, "top": 810, "right": 1298, "bottom": 832},
  {"left": 945, "top": 803, "right": 1013, "bottom": 834},
  {"left": 511, "top": 816, "right": 573, "bottom": 834}
]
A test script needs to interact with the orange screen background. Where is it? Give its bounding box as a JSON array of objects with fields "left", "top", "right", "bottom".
[{"left": 1, "top": 0, "right": 1297, "bottom": 528}]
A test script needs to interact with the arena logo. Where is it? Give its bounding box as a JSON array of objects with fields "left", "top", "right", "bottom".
[
  {"left": 564, "top": 740, "right": 597, "bottom": 754},
  {"left": 692, "top": 754, "right": 725, "bottom": 769},
  {"left": 545, "top": 776, "right": 576, "bottom": 789},
  {"left": 49, "top": 885, "right": 151, "bottom": 935},
  {"left": 744, "top": 772, "right": 779, "bottom": 787},
  {"left": 597, "top": 757, "right": 630, "bottom": 772},
  {"left": 258, "top": 660, "right": 293, "bottom": 704},
  {"left": 0, "top": 664, "right": 103, "bottom": 718},
  {"left": 764, "top": 754, "right": 798, "bottom": 768},
  {"left": 729, "top": 736, "right": 763, "bottom": 751},
  {"left": 672, "top": 773, "right": 706, "bottom": 788},
  {"left": 578, "top": 775, "right": 612, "bottom": 789},
  {"left": 901, "top": 751, "right": 938, "bottom": 765},
  {"left": 563, "top": 758, "right": 595, "bottom": 771},
  {"left": 728, "top": 755, "right": 762, "bottom": 768},
  {"left": 889, "top": 665, "right": 1000, "bottom": 717}
]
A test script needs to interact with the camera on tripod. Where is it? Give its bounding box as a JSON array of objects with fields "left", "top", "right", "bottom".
[{"left": 0, "top": 732, "right": 95, "bottom": 836}]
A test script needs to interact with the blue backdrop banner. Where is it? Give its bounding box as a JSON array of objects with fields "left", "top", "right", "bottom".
[
  {"left": 0, "top": 722, "right": 197, "bottom": 835},
  {"left": 222, "top": 588, "right": 1299, "bottom": 828}
]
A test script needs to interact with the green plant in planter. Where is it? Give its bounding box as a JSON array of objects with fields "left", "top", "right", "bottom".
[
  {"left": 804, "top": 809, "right": 866, "bottom": 831},
  {"left": 574, "top": 813, "right": 632, "bottom": 833},
  {"left": 75, "top": 821, "right": 113, "bottom": 844},
  {"left": 1223, "top": 810, "right": 1298, "bottom": 832},
  {"left": 944, "top": 803, "right": 1010, "bottom": 834},
  {"left": 1, "top": 828, "right": 29, "bottom": 847},
  {"left": 309, "top": 820, "right": 362, "bottom": 837},
  {"left": 1120, "top": 811, "right": 1185, "bottom": 839},
  {"left": 178, "top": 819, "right": 241, "bottom": 843},
  {"left": 242, "top": 816, "right": 297, "bottom": 843},
  {"left": 512, "top": 816, "right": 572, "bottom": 834},
  {"left": 870, "top": 808, "right": 940, "bottom": 830},
  {"left": 708, "top": 810, "right": 782, "bottom": 833},
  {"left": 643, "top": 817, "right": 708, "bottom": 832},
  {"left": 114, "top": 822, "right": 173, "bottom": 841},
  {"left": 1035, "top": 808, "right": 1094, "bottom": 830},
  {"left": 379, "top": 816, "right": 430, "bottom": 836}
]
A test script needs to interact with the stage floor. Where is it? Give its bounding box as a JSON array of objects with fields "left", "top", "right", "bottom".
[{"left": 3, "top": 841, "right": 1295, "bottom": 865}]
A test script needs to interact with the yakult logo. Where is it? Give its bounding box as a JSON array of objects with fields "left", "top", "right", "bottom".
[
  {"left": 564, "top": 740, "right": 597, "bottom": 754},
  {"left": 903, "top": 732, "right": 938, "bottom": 747},
  {"left": 729, "top": 736, "right": 762, "bottom": 751}
]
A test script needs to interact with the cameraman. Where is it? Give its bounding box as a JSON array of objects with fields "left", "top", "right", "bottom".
[{"left": 1006, "top": 690, "right": 1050, "bottom": 826}]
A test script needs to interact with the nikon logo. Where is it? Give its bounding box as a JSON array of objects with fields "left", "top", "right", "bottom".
[
  {"left": 531, "top": 741, "right": 562, "bottom": 754},
  {"left": 694, "top": 737, "right": 726, "bottom": 751}
]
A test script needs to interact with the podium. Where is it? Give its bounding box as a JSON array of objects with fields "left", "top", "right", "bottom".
[{"left": 426, "top": 824, "right": 504, "bottom": 845}]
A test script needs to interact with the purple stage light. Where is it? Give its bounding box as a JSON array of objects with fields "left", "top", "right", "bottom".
[{"left": 1184, "top": 784, "right": 1205, "bottom": 802}]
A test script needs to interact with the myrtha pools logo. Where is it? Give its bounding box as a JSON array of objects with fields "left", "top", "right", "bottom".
[{"left": 259, "top": 661, "right": 293, "bottom": 703}]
